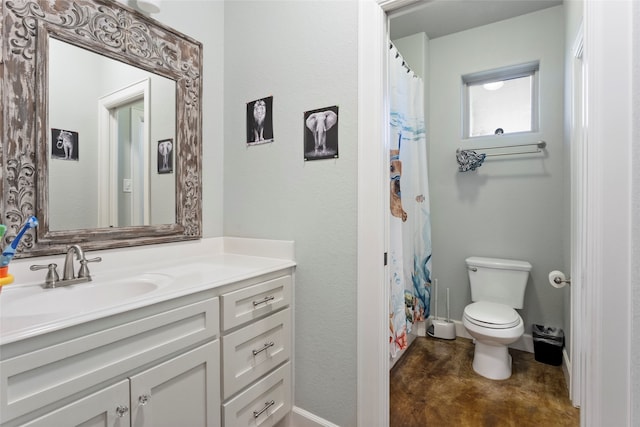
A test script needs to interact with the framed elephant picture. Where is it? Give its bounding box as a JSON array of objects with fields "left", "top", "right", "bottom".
[
  {"left": 157, "top": 139, "right": 174, "bottom": 174},
  {"left": 304, "top": 105, "right": 339, "bottom": 161}
]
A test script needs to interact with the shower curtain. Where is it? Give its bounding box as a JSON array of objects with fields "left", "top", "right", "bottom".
[{"left": 388, "top": 45, "right": 432, "bottom": 359}]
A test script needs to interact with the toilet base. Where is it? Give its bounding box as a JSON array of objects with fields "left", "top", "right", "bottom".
[{"left": 472, "top": 341, "right": 512, "bottom": 380}]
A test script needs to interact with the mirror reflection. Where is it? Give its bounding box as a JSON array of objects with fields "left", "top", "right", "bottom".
[{"left": 48, "top": 38, "right": 176, "bottom": 231}]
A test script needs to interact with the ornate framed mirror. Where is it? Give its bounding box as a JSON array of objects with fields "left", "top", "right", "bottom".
[{"left": 1, "top": 0, "right": 202, "bottom": 257}]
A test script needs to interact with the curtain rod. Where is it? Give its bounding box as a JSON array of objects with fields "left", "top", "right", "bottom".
[{"left": 468, "top": 140, "right": 546, "bottom": 152}]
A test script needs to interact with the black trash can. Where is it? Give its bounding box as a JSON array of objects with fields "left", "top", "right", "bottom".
[{"left": 532, "top": 324, "right": 564, "bottom": 366}]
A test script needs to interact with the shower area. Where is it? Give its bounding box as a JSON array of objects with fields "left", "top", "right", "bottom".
[{"left": 388, "top": 43, "right": 432, "bottom": 367}]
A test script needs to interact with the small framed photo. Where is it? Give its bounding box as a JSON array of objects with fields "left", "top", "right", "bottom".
[
  {"left": 157, "top": 139, "right": 174, "bottom": 174},
  {"left": 51, "top": 128, "right": 79, "bottom": 161},
  {"left": 247, "top": 96, "right": 274, "bottom": 145},
  {"left": 304, "top": 105, "right": 339, "bottom": 161}
]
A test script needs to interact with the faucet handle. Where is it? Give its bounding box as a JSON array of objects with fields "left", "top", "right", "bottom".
[
  {"left": 78, "top": 256, "right": 102, "bottom": 279},
  {"left": 30, "top": 263, "right": 60, "bottom": 288}
]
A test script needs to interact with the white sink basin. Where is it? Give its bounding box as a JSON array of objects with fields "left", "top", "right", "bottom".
[{"left": 0, "top": 273, "right": 173, "bottom": 318}]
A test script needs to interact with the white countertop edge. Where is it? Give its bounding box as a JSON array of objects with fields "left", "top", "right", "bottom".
[
  {"left": 4, "top": 237, "right": 294, "bottom": 289},
  {"left": 0, "top": 237, "right": 296, "bottom": 345}
]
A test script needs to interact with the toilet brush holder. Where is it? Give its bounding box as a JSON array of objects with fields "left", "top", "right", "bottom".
[
  {"left": 428, "top": 319, "right": 456, "bottom": 340},
  {"left": 427, "top": 282, "right": 457, "bottom": 340}
]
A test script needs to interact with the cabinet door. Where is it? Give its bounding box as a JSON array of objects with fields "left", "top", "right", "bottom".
[
  {"left": 129, "top": 341, "right": 220, "bottom": 427},
  {"left": 21, "top": 380, "right": 130, "bottom": 427}
]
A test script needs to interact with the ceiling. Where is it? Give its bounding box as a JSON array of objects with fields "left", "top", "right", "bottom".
[{"left": 389, "top": 0, "right": 563, "bottom": 40}]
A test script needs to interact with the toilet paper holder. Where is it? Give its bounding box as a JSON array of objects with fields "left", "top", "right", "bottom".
[
  {"left": 548, "top": 270, "right": 571, "bottom": 288},
  {"left": 553, "top": 276, "right": 571, "bottom": 285}
]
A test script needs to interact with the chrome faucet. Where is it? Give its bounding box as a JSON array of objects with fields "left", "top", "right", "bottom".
[
  {"left": 31, "top": 244, "right": 102, "bottom": 288},
  {"left": 63, "top": 244, "right": 85, "bottom": 280}
]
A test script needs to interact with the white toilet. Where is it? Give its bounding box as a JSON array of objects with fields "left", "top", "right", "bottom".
[{"left": 462, "top": 256, "right": 532, "bottom": 380}]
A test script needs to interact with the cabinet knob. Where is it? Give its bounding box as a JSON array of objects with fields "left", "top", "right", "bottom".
[
  {"left": 139, "top": 394, "right": 151, "bottom": 406},
  {"left": 115, "top": 405, "right": 129, "bottom": 417}
]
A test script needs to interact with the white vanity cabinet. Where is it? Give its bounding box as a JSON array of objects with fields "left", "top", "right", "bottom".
[
  {"left": 220, "top": 275, "right": 293, "bottom": 426},
  {"left": 0, "top": 293, "right": 221, "bottom": 427},
  {"left": 0, "top": 264, "right": 295, "bottom": 427}
]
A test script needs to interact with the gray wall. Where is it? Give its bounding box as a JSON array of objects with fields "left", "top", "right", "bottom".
[
  {"left": 48, "top": 39, "right": 102, "bottom": 230},
  {"left": 393, "top": 33, "right": 429, "bottom": 80},
  {"left": 222, "top": 2, "right": 358, "bottom": 425},
  {"left": 154, "top": 0, "right": 225, "bottom": 238},
  {"left": 428, "top": 6, "right": 566, "bottom": 331}
]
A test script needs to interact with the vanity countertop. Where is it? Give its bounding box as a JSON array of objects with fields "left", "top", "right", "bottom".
[{"left": 0, "top": 238, "right": 295, "bottom": 345}]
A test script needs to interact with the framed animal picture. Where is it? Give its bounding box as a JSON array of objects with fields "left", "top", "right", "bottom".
[
  {"left": 157, "top": 139, "right": 174, "bottom": 174},
  {"left": 304, "top": 105, "right": 339, "bottom": 161},
  {"left": 51, "top": 128, "right": 79, "bottom": 161},
  {"left": 246, "top": 96, "right": 274, "bottom": 145}
]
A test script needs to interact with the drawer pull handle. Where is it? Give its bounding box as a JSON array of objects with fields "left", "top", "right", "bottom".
[
  {"left": 252, "top": 295, "right": 275, "bottom": 307},
  {"left": 253, "top": 400, "right": 275, "bottom": 418},
  {"left": 115, "top": 405, "right": 129, "bottom": 417},
  {"left": 252, "top": 341, "right": 275, "bottom": 356},
  {"left": 138, "top": 394, "right": 150, "bottom": 406}
]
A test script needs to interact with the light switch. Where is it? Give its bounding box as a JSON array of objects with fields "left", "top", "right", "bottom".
[{"left": 123, "top": 178, "right": 132, "bottom": 193}]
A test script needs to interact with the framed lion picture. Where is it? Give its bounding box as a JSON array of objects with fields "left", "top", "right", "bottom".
[{"left": 246, "top": 96, "right": 274, "bottom": 145}]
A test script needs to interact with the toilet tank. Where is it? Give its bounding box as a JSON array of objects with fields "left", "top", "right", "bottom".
[{"left": 466, "top": 257, "right": 532, "bottom": 309}]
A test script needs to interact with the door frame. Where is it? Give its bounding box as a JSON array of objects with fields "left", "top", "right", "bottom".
[
  {"left": 356, "top": 0, "right": 634, "bottom": 425},
  {"left": 97, "top": 79, "right": 151, "bottom": 228},
  {"left": 569, "top": 22, "right": 584, "bottom": 408}
]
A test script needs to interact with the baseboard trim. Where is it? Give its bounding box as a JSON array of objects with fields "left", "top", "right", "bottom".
[
  {"left": 276, "top": 407, "right": 340, "bottom": 427},
  {"left": 562, "top": 347, "right": 572, "bottom": 393}
]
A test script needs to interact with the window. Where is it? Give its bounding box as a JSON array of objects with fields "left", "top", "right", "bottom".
[{"left": 462, "top": 61, "right": 539, "bottom": 139}]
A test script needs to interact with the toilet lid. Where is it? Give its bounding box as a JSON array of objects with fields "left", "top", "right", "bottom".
[{"left": 464, "top": 301, "right": 521, "bottom": 329}]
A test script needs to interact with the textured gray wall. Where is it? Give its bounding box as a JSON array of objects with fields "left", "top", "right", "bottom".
[
  {"left": 155, "top": 1, "right": 225, "bottom": 238},
  {"left": 428, "top": 7, "right": 566, "bottom": 332},
  {"left": 223, "top": 2, "right": 359, "bottom": 425}
]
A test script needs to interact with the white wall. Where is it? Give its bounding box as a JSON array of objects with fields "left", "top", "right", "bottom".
[
  {"left": 428, "top": 7, "right": 565, "bottom": 332},
  {"left": 223, "top": 2, "right": 358, "bottom": 425}
]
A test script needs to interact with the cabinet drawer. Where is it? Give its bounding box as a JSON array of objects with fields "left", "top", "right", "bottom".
[
  {"left": 222, "top": 308, "right": 290, "bottom": 398},
  {"left": 222, "top": 362, "right": 291, "bottom": 427},
  {"left": 221, "top": 275, "right": 291, "bottom": 330}
]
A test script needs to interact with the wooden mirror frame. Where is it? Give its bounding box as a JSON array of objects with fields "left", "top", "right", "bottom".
[{"left": 1, "top": 0, "right": 202, "bottom": 257}]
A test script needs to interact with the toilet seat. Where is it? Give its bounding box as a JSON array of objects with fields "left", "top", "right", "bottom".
[{"left": 463, "top": 301, "right": 520, "bottom": 329}]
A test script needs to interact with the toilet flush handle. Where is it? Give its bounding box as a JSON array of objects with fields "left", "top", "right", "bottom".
[{"left": 468, "top": 267, "right": 478, "bottom": 272}]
